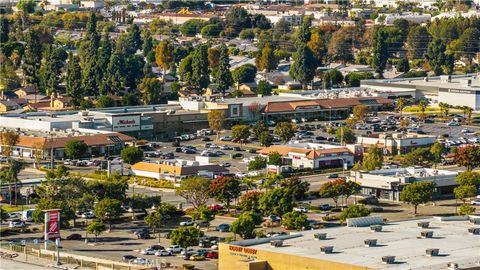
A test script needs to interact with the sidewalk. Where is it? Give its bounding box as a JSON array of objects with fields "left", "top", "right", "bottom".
[{"left": 0, "top": 248, "right": 83, "bottom": 270}]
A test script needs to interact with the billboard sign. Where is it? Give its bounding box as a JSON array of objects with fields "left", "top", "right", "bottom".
[{"left": 111, "top": 115, "right": 141, "bottom": 132}]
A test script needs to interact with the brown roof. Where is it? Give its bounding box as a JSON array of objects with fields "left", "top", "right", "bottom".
[
  {"left": 259, "top": 145, "right": 352, "bottom": 160},
  {"left": 264, "top": 97, "right": 392, "bottom": 113},
  {"left": 131, "top": 162, "right": 228, "bottom": 176},
  {"left": 13, "top": 132, "right": 135, "bottom": 149}
]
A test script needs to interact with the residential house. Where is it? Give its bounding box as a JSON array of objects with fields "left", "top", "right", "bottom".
[{"left": 0, "top": 100, "right": 21, "bottom": 112}]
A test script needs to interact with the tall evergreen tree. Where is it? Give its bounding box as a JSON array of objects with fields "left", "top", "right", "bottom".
[
  {"left": 372, "top": 28, "right": 388, "bottom": 77},
  {"left": 127, "top": 24, "right": 142, "bottom": 54},
  {"left": 255, "top": 42, "right": 277, "bottom": 72},
  {"left": 0, "top": 17, "right": 9, "bottom": 43},
  {"left": 426, "top": 38, "right": 453, "bottom": 75},
  {"left": 81, "top": 13, "right": 101, "bottom": 95},
  {"left": 40, "top": 46, "right": 67, "bottom": 95},
  {"left": 191, "top": 45, "right": 210, "bottom": 92},
  {"left": 290, "top": 44, "right": 316, "bottom": 89},
  {"left": 96, "top": 32, "right": 112, "bottom": 94},
  {"left": 125, "top": 54, "right": 145, "bottom": 90},
  {"left": 213, "top": 45, "right": 233, "bottom": 96},
  {"left": 101, "top": 49, "right": 125, "bottom": 95},
  {"left": 22, "top": 30, "right": 42, "bottom": 89},
  {"left": 143, "top": 31, "right": 153, "bottom": 57},
  {"left": 65, "top": 52, "right": 83, "bottom": 107}
]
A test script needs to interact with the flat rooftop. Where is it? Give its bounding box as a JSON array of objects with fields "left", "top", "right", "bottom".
[
  {"left": 362, "top": 73, "right": 480, "bottom": 91},
  {"left": 235, "top": 217, "right": 480, "bottom": 270},
  {"left": 367, "top": 167, "right": 458, "bottom": 177}
]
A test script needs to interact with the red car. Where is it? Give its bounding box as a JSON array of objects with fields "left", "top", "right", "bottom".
[
  {"left": 206, "top": 251, "right": 218, "bottom": 259},
  {"left": 208, "top": 204, "right": 224, "bottom": 211}
]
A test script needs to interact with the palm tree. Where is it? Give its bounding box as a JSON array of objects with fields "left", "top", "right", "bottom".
[
  {"left": 463, "top": 106, "right": 473, "bottom": 124},
  {"left": 0, "top": 160, "right": 24, "bottom": 206},
  {"left": 396, "top": 97, "right": 406, "bottom": 116},
  {"left": 418, "top": 99, "right": 428, "bottom": 119},
  {"left": 438, "top": 102, "right": 450, "bottom": 119},
  {"left": 138, "top": 77, "right": 162, "bottom": 105}
]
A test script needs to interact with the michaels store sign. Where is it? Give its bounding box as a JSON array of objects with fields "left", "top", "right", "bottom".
[{"left": 111, "top": 115, "right": 141, "bottom": 132}]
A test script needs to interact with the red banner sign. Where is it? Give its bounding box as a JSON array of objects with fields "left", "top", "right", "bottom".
[{"left": 46, "top": 211, "right": 60, "bottom": 239}]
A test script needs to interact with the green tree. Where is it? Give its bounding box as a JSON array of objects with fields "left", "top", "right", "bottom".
[
  {"left": 248, "top": 156, "right": 267, "bottom": 171},
  {"left": 144, "top": 211, "right": 161, "bottom": 234},
  {"left": 86, "top": 220, "right": 106, "bottom": 242},
  {"left": 290, "top": 44, "right": 316, "bottom": 88},
  {"left": 142, "top": 31, "right": 153, "bottom": 58},
  {"left": 207, "top": 110, "right": 225, "bottom": 139},
  {"left": 345, "top": 72, "right": 374, "bottom": 87},
  {"left": 280, "top": 176, "right": 310, "bottom": 200},
  {"left": 430, "top": 141, "right": 445, "bottom": 168},
  {"left": 362, "top": 144, "right": 383, "bottom": 170},
  {"left": 232, "top": 64, "right": 257, "bottom": 83},
  {"left": 402, "top": 147, "right": 434, "bottom": 167},
  {"left": 282, "top": 211, "right": 309, "bottom": 230},
  {"left": 0, "top": 160, "right": 24, "bottom": 206},
  {"left": 400, "top": 181, "right": 435, "bottom": 214},
  {"left": 258, "top": 131, "right": 272, "bottom": 147},
  {"left": 259, "top": 187, "right": 294, "bottom": 216},
  {"left": 65, "top": 53, "right": 82, "bottom": 107},
  {"left": 201, "top": 24, "right": 221, "bottom": 38},
  {"left": 274, "top": 122, "right": 296, "bottom": 143},
  {"left": 96, "top": 95, "right": 115, "bottom": 108},
  {"left": 170, "top": 226, "right": 201, "bottom": 248},
  {"left": 319, "top": 179, "right": 344, "bottom": 208},
  {"left": 209, "top": 176, "right": 241, "bottom": 210},
  {"left": 125, "top": 55, "right": 145, "bottom": 90},
  {"left": 267, "top": 151, "right": 283, "bottom": 166},
  {"left": 126, "top": 24, "right": 142, "bottom": 53},
  {"left": 0, "top": 207, "right": 8, "bottom": 222},
  {"left": 335, "top": 127, "right": 356, "bottom": 144},
  {"left": 40, "top": 46, "right": 67, "bottom": 95},
  {"left": 191, "top": 205, "right": 215, "bottom": 226},
  {"left": 231, "top": 211, "right": 257, "bottom": 239},
  {"left": 339, "top": 204, "right": 370, "bottom": 222},
  {"left": 0, "top": 60, "right": 21, "bottom": 92},
  {"left": 176, "top": 176, "right": 211, "bottom": 209},
  {"left": 232, "top": 124, "right": 250, "bottom": 144},
  {"left": 81, "top": 13, "right": 100, "bottom": 95},
  {"left": 252, "top": 120, "right": 268, "bottom": 138},
  {"left": 407, "top": 25, "right": 431, "bottom": 59},
  {"left": 100, "top": 50, "right": 125, "bottom": 95},
  {"left": 426, "top": 38, "right": 453, "bottom": 75},
  {"left": 213, "top": 45, "right": 233, "bottom": 96},
  {"left": 191, "top": 44, "right": 210, "bottom": 92},
  {"left": 122, "top": 92, "right": 140, "bottom": 106},
  {"left": 239, "top": 29, "right": 255, "bottom": 40},
  {"left": 458, "top": 204, "right": 476, "bottom": 215},
  {"left": 64, "top": 139, "right": 88, "bottom": 159},
  {"left": 225, "top": 6, "right": 251, "bottom": 36},
  {"left": 256, "top": 80, "right": 272, "bottom": 96},
  {"left": 94, "top": 198, "right": 122, "bottom": 231},
  {"left": 396, "top": 97, "right": 406, "bottom": 115},
  {"left": 454, "top": 184, "right": 477, "bottom": 204},
  {"left": 138, "top": 77, "right": 162, "bottom": 105},
  {"left": 120, "top": 147, "right": 144, "bottom": 165},
  {"left": 372, "top": 28, "right": 388, "bottom": 76},
  {"left": 455, "top": 171, "right": 480, "bottom": 188},
  {"left": 22, "top": 30, "right": 42, "bottom": 88},
  {"left": 180, "top": 19, "right": 207, "bottom": 36},
  {"left": 307, "top": 31, "right": 326, "bottom": 67}
]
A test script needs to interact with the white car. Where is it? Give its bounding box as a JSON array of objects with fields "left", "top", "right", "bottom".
[
  {"left": 155, "top": 250, "right": 172, "bottom": 256},
  {"left": 166, "top": 245, "right": 183, "bottom": 253},
  {"left": 462, "top": 128, "right": 473, "bottom": 133},
  {"left": 81, "top": 212, "right": 95, "bottom": 219},
  {"left": 447, "top": 121, "right": 460, "bottom": 126},
  {"left": 471, "top": 200, "right": 480, "bottom": 205},
  {"left": 9, "top": 220, "right": 25, "bottom": 228},
  {"left": 180, "top": 248, "right": 195, "bottom": 255},
  {"left": 219, "top": 136, "right": 232, "bottom": 141},
  {"left": 180, "top": 220, "right": 194, "bottom": 226},
  {"left": 140, "top": 248, "right": 156, "bottom": 255},
  {"left": 7, "top": 212, "right": 17, "bottom": 219},
  {"left": 211, "top": 244, "right": 218, "bottom": 250},
  {"left": 293, "top": 207, "right": 308, "bottom": 213},
  {"left": 235, "top": 172, "right": 247, "bottom": 178}
]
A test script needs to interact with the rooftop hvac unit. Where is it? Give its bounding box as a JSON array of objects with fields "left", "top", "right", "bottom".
[
  {"left": 370, "top": 225, "right": 383, "bottom": 232},
  {"left": 417, "top": 222, "right": 430, "bottom": 228},
  {"left": 382, "top": 256, "right": 395, "bottom": 264},
  {"left": 426, "top": 248, "right": 439, "bottom": 257},
  {"left": 421, "top": 231, "right": 434, "bottom": 238},
  {"left": 320, "top": 246, "right": 333, "bottom": 254},
  {"left": 364, "top": 239, "right": 377, "bottom": 247},
  {"left": 470, "top": 218, "right": 480, "bottom": 225},
  {"left": 468, "top": 228, "right": 480, "bottom": 235},
  {"left": 447, "top": 263, "right": 459, "bottom": 270},
  {"left": 270, "top": 240, "right": 283, "bottom": 248},
  {"left": 314, "top": 233, "right": 327, "bottom": 240}
]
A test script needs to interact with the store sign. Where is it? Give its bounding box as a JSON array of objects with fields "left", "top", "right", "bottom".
[
  {"left": 45, "top": 210, "right": 60, "bottom": 240},
  {"left": 112, "top": 115, "right": 140, "bottom": 131},
  {"left": 229, "top": 245, "right": 258, "bottom": 255}
]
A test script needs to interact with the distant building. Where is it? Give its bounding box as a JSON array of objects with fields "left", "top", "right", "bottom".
[
  {"left": 79, "top": 0, "right": 104, "bottom": 9},
  {"left": 356, "top": 133, "right": 437, "bottom": 155},
  {"left": 376, "top": 13, "right": 431, "bottom": 25},
  {"left": 0, "top": 100, "right": 21, "bottom": 113},
  {"left": 258, "top": 143, "right": 355, "bottom": 170},
  {"left": 349, "top": 166, "right": 458, "bottom": 200},
  {"left": 130, "top": 160, "right": 228, "bottom": 181},
  {"left": 361, "top": 74, "right": 480, "bottom": 109}
]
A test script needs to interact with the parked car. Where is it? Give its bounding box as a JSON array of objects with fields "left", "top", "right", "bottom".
[
  {"left": 471, "top": 200, "right": 480, "bottom": 205},
  {"left": 206, "top": 251, "right": 218, "bottom": 259},
  {"left": 81, "top": 211, "right": 95, "bottom": 219},
  {"left": 155, "top": 250, "right": 172, "bottom": 256},
  {"left": 66, "top": 233, "right": 82, "bottom": 240},
  {"left": 190, "top": 254, "right": 205, "bottom": 261},
  {"left": 220, "top": 162, "right": 231, "bottom": 167},
  {"left": 9, "top": 220, "right": 25, "bottom": 228},
  {"left": 137, "top": 232, "right": 150, "bottom": 239},
  {"left": 180, "top": 220, "right": 194, "bottom": 226},
  {"left": 293, "top": 207, "right": 308, "bottom": 213},
  {"left": 166, "top": 245, "right": 183, "bottom": 253},
  {"left": 219, "top": 136, "right": 232, "bottom": 141},
  {"left": 140, "top": 248, "right": 156, "bottom": 255},
  {"left": 268, "top": 215, "right": 281, "bottom": 222},
  {"left": 7, "top": 213, "right": 17, "bottom": 219},
  {"left": 328, "top": 173, "right": 339, "bottom": 179},
  {"left": 362, "top": 195, "right": 379, "bottom": 205},
  {"left": 180, "top": 248, "right": 195, "bottom": 255},
  {"left": 122, "top": 255, "right": 137, "bottom": 262},
  {"left": 220, "top": 145, "right": 232, "bottom": 150},
  {"left": 447, "top": 121, "right": 461, "bottom": 126},
  {"left": 217, "top": 224, "right": 230, "bottom": 232},
  {"left": 461, "top": 128, "right": 473, "bottom": 133},
  {"left": 318, "top": 204, "right": 332, "bottom": 211},
  {"left": 208, "top": 204, "right": 224, "bottom": 211}
]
